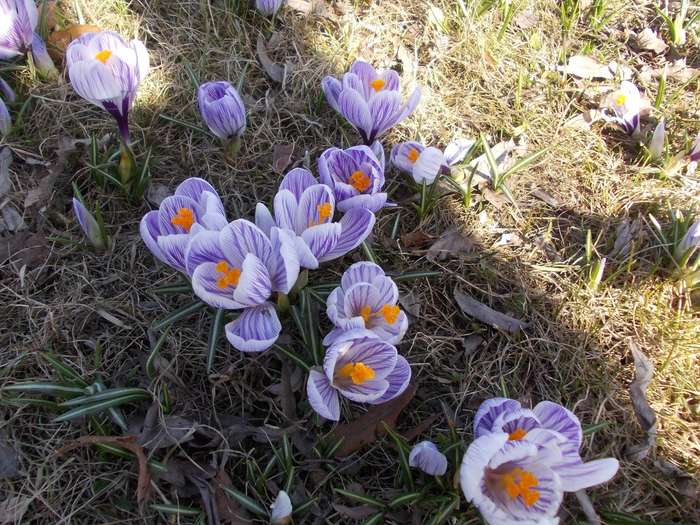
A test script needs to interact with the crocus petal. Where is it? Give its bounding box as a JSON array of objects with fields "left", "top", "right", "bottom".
[
  {"left": 255, "top": 0, "right": 284, "bottom": 16},
  {"left": 322, "top": 76, "right": 342, "bottom": 112},
  {"left": 348, "top": 60, "right": 378, "bottom": 100},
  {"left": 338, "top": 338, "right": 397, "bottom": 381},
  {"left": 321, "top": 323, "right": 365, "bottom": 346},
  {"left": 255, "top": 202, "right": 275, "bottom": 236},
  {"left": 555, "top": 458, "right": 619, "bottom": 492},
  {"left": 0, "top": 98, "right": 10, "bottom": 136},
  {"left": 72, "top": 198, "right": 104, "bottom": 249},
  {"left": 279, "top": 167, "right": 317, "bottom": 200},
  {"left": 367, "top": 90, "right": 403, "bottom": 139},
  {"left": 233, "top": 253, "right": 273, "bottom": 306},
  {"left": 690, "top": 132, "right": 700, "bottom": 162},
  {"left": 268, "top": 227, "right": 300, "bottom": 294},
  {"left": 156, "top": 234, "right": 193, "bottom": 274},
  {"left": 320, "top": 207, "right": 375, "bottom": 262},
  {"left": 0, "top": 76, "right": 15, "bottom": 102},
  {"left": 270, "top": 490, "right": 292, "bottom": 524},
  {"left": 474, "top": 398, "right": 522, "bottom": 437},
  {"left": 409, "top": 441, "right": 448, "bottom": 476},
  {"left": 371, "top": 354, "right": 410, "bottom": 403},
  {"left": 225, "top": 302, "right": 281, "bottom": 352},
  {"left": 532, "top": 401, "right": 582, "bottom": 457},
  {"left": 337, "top": 378, "right": 389, "bottom": 403},
  {"left": 273, "top": 190, "right": 298, "bottom": 232},
  {"left": 396, "top": 86, "right": 421, "bottom": 122},
  {"left": 301, "top": 222, "right": 342, "bottom": 261},
  {"left": 293, "top": 235, "right": 319, "bottom": 269},
  {"left": 338, "top": 88, "right": 372, "bottom": 140},
  {"left": 197, "top": 81, "right": 246, "bottom": 139},
  {"left": 340, "top": 261, "right": 385, "bottom": 289},
  {"left": 343, "top": 282, "right": 382, "bottom": 318},
  {"left": 191, "top": 262, "right": 246, "bottom": 309},
  {"left": 175, "top": 177, "right": 223, "bottom": 210},
  {"left": 649, "top": 119, "right": 665, "bottom": 160},
  {"left": 390, "top": 141, "right": 425, "bottom": 173},
  {"left": 30, "top": 32, "right": 57, "bottom": 79},
  {"left": 337, "top": 192, "right": 387, "bottom": 213},
  {"left": 219, "top": 219, "right": 273, "bottom": 268},
  {"left": 412, "top": 147, "right": 445, "bottom": 184},
  {"left": 139, "top": 211, "right": 166, "bottom": 262},
  {"left": 444, "top": 138, "right": 476, "bottom": 166},
  {"left": 307, "top": 369, "right": 340, "bottom": 421},
  {"left": 370, "top": 310, "right": 408, "bottom": 345},
  {"left": 185, "top": 230, "right": 225, "bottom": 275},
  {"left": 370, "top": 275, "right": 399, "bottom": 305},
  {"left": 68, "top": 60, "right": 124, "bottom": 108},
  {"left": 295, "top": 184, "right": 335, "bottom": 233},
  {"left": 370, "top": 140, "right": 385, "bottom": 170},
  {"left": 460, "top": 432, "right": 510, "bottom": 511}
]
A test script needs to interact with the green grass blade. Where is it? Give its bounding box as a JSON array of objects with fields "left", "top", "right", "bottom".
[
  {"left": 159, "top": 114, "right": 210, "bottom": 135},
  {"left": 426, "top": 495, "right": 459, "bottom": 525},
  {"left": 502, "top": 148, "right": 547, "bottom": 180},
  {"left": 220, "top": 486, "right": 267, "bottom": 516},
  {"left": 293, "top": 497, "right": 318, "bottom": 515},
  {"left": 273, "top": 343, "right": 311, "bottom": 372},
  {"left": 40, "top": 353, "right": 89, "bottom": 387},
  {"left": 150, "top": 503, "right": 202, "bottom": 516},
  {"left": 0, "top": 397, "right": 61, "bottom": 410},
  {"left": 3, "top": 383, "right": 85, "bottom": 396},
  {"left": 361, "top": 513, "right": 385, "bottom": 525},
  {"left": 151, "top": 301, "right": 207, "bottom": 332},
  {"left": 388, "top": 491, "right": 423, "bottom": 508},
  {"left": 333, "top": 488, "right": 384, "bottom": 508},
  {"left": 53, "top": 394, "right": 148, "bottom": 423},
  {"left": 382, "top": 423, "right": 414, "bottom": 490},
  {"left": 480, "top": 134, "right": 501, "bottom": 187},
  {"left": 59, "top": 388, "right": 151, "bottom": 407},
  {"left": 207, "top": 309, "right": 226, "bottom": 372},
  {"left": 388, "top": 270, "right": 442, "bottom": 282},
  {"left": 146, "top": 327, "right": 171, "bottom": 380},
  {"left": 150, "top": 282, "right": 192, "bottom": 294}
]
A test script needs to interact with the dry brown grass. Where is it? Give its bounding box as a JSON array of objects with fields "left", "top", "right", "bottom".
[{"left": 1, "top": 0, "right": 699, "bottom": 523}]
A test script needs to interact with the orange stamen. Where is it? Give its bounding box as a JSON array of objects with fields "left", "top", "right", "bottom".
[
  {"left": 370, "top": 78, "right": 386, "bottom": 91},
  {"left": 337, "top": 362, "right": 376, "bottom": 384},
  {"left": 360, "top": 305, "right": 372, "bottom": 324},
  {"left": 215, "top": 259, "right": 241, "bottom": 289},
  {"left": 95, "top": 49, "right": 112, "bottom": 64},
  {"left": 380, "top": 304, "right": 401, "bottom": 324},
  {"left": 349, "top": 170, "right": 371, "bottom": 192},
  {"left": 508, "top": 428, "right": 528, "bottom": 441},
  {"left": 499, "top": 467, "right": 540, "bottom": 507},
  {"left": 407, "top": 148, "right": 419, "bottom": 163},
  {"left": 171, "top": 208, "right": 195, "bottom": 232}
]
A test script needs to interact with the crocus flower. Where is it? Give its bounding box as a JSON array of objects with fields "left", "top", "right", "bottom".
[
  {"left": 0, "top": 0, "right": 37, "bottom": 59},
  {"left": 306, "top": 329, "right": 411, "bottom": 421},
  {"left": 72, "top": 197, "right": 106, "bottom": 250},
  {"left": 186, "top": 219, "right": 300, "bottom": 352},
  {"left": 140, "top": 177, "right": 228, "bottom": 274},
  {"left": 324, "top": 261, "right": 408, "bottom": 346},
  {"left": 66, "top": 30, "right": 149, "bottom": 143},
  {"left": 460, "top": 397, "right": 619, "bottom": 525},
  {"left": 409, "top": 441, "right": 448, "bottom": 476},
  {"left": 649, "top": 119, "right": 665, "bottom": 160},
  {"left": 322, "top": 60, "right": 421, "bottom": 145},
  {"left": 391, "top": 141, "right": 445, "bottom": 184},
  {"left": 197, "top": 81, "right": 246, "bottom": 142},
  {"left": 255, "top": 0, "right": 284, "bottom": 16},
  {"left": 690, "top": 132, "right": 700, "bottom": 162},
  {"left": 0, "top": 98, "right": 10, "bottom": 136},
  {"left": 270, "top": 490, "right": 292, "bottom": 524},
  {"left": 318, "top": 144, "right": 387, "bottom": 212},
  {"left": 608, "top": 81, "right": 641, "bottom": 135},
  {"left": 255, "top": 168, "right": 375, "bottom": 269},
  {"left": 29, "top": 32, "right": 57, "bottom": 79}
]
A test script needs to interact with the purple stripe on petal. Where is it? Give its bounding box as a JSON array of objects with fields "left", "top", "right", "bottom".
[
  {"left": 72, "top": 198, "right": 103, "bottom": 249},
  {"left": 341, "top": 261, "right": 386, "bottom": 290},
  {"left": 390, "top": 141, "right": 424, "bottom": 173},
  {"left": 280, "top": 167, "right": 317, "bottom": 200},
  {"left": 233, "top": 253, "right": 272, "bottom": 306},
  {"left": 409, "top": 441, "right": 448, "bottom": 476},
  {"left": 185, "top": 230, "right": 225, "bottom": 275},
  {"left": 397, "top": 86, "right": 421, "bottom": 122},
  {"left": 370, "top": 311, "right": 408, "bottom": 345},
  {"left": 158, "top": 195, "right": 201, "bottom": 235},
  {"left": 412, "top": 147, "right": 444, "bottom": 184},
  {"left": 321, "top": 323, "right": 364, "bottom": 347},
  {"left": 474, "top": 398, "right": 522, "bottom": 437},
  {"left": 268, "top": 227, "right": 300, "bottom": 294},
  {"left": 555, "top": 458, "right": 619, "bottom": 492},
  {"left": 225, "top": 302, "right": 281, "bottom": 352},
  {"left": 370, "top": 275, "right": 398, "bottom": 305},
  {"left": 293, "top": 235, "right": 319, "bottom": 269},
  {"left": 219, "top": 219, "right": 273, "bottom": 267},
  {"left": 273, "top": 190, "right": 298, "bottom": 232},
  {"left": 460, "top": 433, "right": 509, "bottom": 505},
  {"left": 532, "top": 401, "right": 582, "bottom": 456},
  {"left": 337, "top": 193, "right": 387, "bottom": 213},
  {"left": 338, "top": 338, "right": 397, "bottom": 381},
  {"left": 368, "top": 90, "right": 402, "bottom": 138},
  {"left": 156, "top": 234, "right": 190, "bottom": 273},
  {"left": 295, "top": 184, "right": 335, "bottom": 233},
  {"left": 371, "top": 355, "right": 411, "bottom": 403},
  {"left": 338, "top": 89, "right": 372, "bottom": 141},
  {"left": 307, "top": 369, "right": 340, "bottom": 421},
  {"left": 343, "top": 282, "right": 382, "bottom": 318},
  {"left": 337, "top": 378, "right": 389, "bottom": 403},
  {"left": 322, "top": 76, "right": 342, "bottom": 112},
  {"left": 140, "top": 211, "right": 166, "bottom": 262},
  {"left": 176, "top": 177, "right": 220, "bottom": 207},
  {"left": 320, "top": 208, "right": 375, "bottom": 262},
  {"left": 191, "top": 262, "right": 245, "bottom": 309},
  {"left": 255, "top": 202, "right": 275, "bottom": 236}
]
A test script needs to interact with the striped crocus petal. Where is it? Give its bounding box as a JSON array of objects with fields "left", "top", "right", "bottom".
[
  {"left": 197, "top": 80, "right": 246, "bottom": 140},
  {"left": 0, "top": 0, "right": 37, "bottom": 59},
  {"left": 474, "top": 398, "right": 523, "bottom": 437},
  {"left": 307, "top": 369, "right": 340, "bottom": 421},
  {"left": 409, "top": 441, "right": 448, "bottom": 476},
  {"left": 554, "top": 457, "right": 619, "bottom": 492},
  {"left": 412, "top": 147, "right": 445, "bottom": 184},
  {"left": 225, "top": 302, "right": 281, "bottom": 352},
  {"left": 255, "top": 0, "right": 284, "bottom": 16},
  {"left": 678, "top": 219, "right": 700, "bottom": 255},
  {"left": 532, "top": 401, "right": 582, "bottom": 459},
  {"left": 0, "top": 98, "right": 10, "bottom": 136},
  {"left": 72, "top": 198, "right": 105, "bottom": 249},
  {"left": 689, "top": 132, "right": 700, "bottom": 162},
  {"left": 319, "top": 207, "right": 375, "bottom": 262},
  {"left": 321, "top": 76, "right": 342, "bottom": 112},
  {"left": 390, "top": 141, "right": 425, "bottom": 174},
  {"left": 371, "top": 355, "right": 411, "bottom": 403},
  {"left": 610, "top": 81, "right": 641, "bottom": 135},
  {"left": 444, "top": 138, "right": 476, "bottom": 166},
  {"left": 0, "top": 76, "right": 15, "bottom": 102}
]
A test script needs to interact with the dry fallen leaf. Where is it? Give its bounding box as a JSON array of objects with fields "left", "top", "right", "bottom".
[
  {"left": 57, "top": 436, "right": 151, "bottom": 507},
  {"left": 563, "top": 109, "right": 605, "bottom": 131},
  {"left": 454, "top": 288, "right": 527, "bottom": 334},
  {"left": 514, "top": 8, "right": 538, "bottom": 29},
  {"left": 531, "top": 188, "right": 560, "bottom": 207},
  {"left": 272, "top": 143, "right": 294, "bottom": 174},
  {"left": 625, "top": 342, "right": 657, "bottom": 461},
  {"left": 332, "top": 504, "right": 377, "bottom": 520},
  {"left": 48, "top": 24, "right": 101, "bottom": 61},
  {"left": 400, "top": 229, "right": 435, "bottom": 249},
  {"left": 557, "top": 55, "right": 613, "bottom": 80},
  {"left": 256, "top": 34, "right": 285, "bottom": 83},
  {"left": 214, "top": 469, "right": 252, "bottom": 525},
  {"left": 1, "top": 206, "right": 26, "bottom": 233},
  {"left": 426, "top": 227, "right": 475, "bottom": 261},
  {"left": 398, "top": 289, "right": 421, "bottom": 319},
  {"left": 329, "top": 383, "right": 416, "bottom": 457},
  {"left": 635, "top": 28, "right": 668, "bottom": 54},
  {"left": 609, "top": 217, "right": 642, "bottom": 258},
  {"left": 0, "top": 231, "right": 50, "bottom": 269},
  {"left": 640, "top": 59, "right": 700, "bottom": 83},
  {"left": 136, "top": 402, "right": 197, "bottom": 450},
  {"left": 146, "top": 183, "right": 171, "bottom": 207}
]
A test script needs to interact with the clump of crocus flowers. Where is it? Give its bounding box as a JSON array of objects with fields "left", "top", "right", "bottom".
[{"left": 0, "top": 0, "right": 57, "bottom": 79}]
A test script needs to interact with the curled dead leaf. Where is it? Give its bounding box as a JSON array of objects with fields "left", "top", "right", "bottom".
[
  {"left": 426, "top": 227, "right": 475, "bottom": 261},
  {"left": 256, "top": 34, "right": 285, "bottom": 83},
  {"left": 454, "top": 288, "right": 526, "bottom": 333},
  {"left": 625, "top": 341, "right": 657, "bottom": 461},
  {"left": 557, "top": 55, "right": 613, "bottom": 80},
  {"left": 272, "top": 143, "right": 294, "bottom": 174},
  {"left": 47, "top": 24, "right": 101, "bottom": 62},
  {"left": 635, "top": 28, "right": 668, "bottom": 54}
]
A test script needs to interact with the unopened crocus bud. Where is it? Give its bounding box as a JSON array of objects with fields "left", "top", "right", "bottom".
[
  {"left": 270, "top": 490, "right": 292, "bottom": 524},
  {"left": 30, "top": 32, "right": 58, "bottom": 80},
  {"left": 0, "top": 99, "right": 11, "bottom": 137},
  {"left": 649, "top": 119, "right": 665, "bottom": 160},
  {"left": 409, "top": 441, "right": 448, "bottom": 476},
  {"left": 256, "top": 0, "right": 284, "bottom": 16},
  {"left": 676, "top": 220, "right": 700, "bottom": 262},
  {"left": 72, "top": 197, "right": 106, "bottom": 250},
  {"left": 197, "top": 81, "right": 246, "bottom": 142},
  {"left": 0, "top": 76, "right": 15, "bottom": 103}
]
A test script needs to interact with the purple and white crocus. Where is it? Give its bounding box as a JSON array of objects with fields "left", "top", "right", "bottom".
[
  {"left": 409, "top": 441, "right": 448, "bottom": 476},
  {"left": 460, "top": 397, "right": 619, "bottom": 525},
  {"left": 255, "top": 168, "right": 375, "bottom": 269},
  {"left": 306, "top": 329, "right": 411, "bottom": 421},
  {"left": 318, "top": 144, "right": 387, "bottom": 212},
  {"left": 322, "top": 60, "right": 421, "bottom": 145},
  {"left": 66, "top": 30, "right": 149, "bottom": 143},
  {"left": 324, "top": 262, "right": 408, "bottom": 346},
  {"left": 0, "top": 98, "right": 9, "bottom": 136},
  {"left": 186, "top": 219, "right": 300, "bottom": 352},
  {"left": 391, "top": 138, "right": 475, "bottom": 184},
  {"left": 140, "top": 177, "right": 228, "bottom": 274},
  {"left": 73, "top": 197, "right": 106, "bottom": 250},
  {"left": 197, "top": 81, "right": 246, "bottom": 143},
  {"left": 0, "top": 0, "right": 57, "bottom": 78},
  {"left": 687, "top": 132, "right": 700, "bottom": 176},
  {"left": 255, "top": 0, "right": 284, "bottom": 16},
  {"left": 607, "top": 81, "right": 641, "bottom": 136}
]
